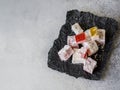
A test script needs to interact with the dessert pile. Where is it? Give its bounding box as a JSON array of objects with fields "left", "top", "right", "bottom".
[{"left": 58, "top": 23, "right": 105, "bottom": 74}]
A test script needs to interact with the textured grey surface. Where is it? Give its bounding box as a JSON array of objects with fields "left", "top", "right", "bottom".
[{"left": 0, "top": 0, "right": 120, "bottom": 90}]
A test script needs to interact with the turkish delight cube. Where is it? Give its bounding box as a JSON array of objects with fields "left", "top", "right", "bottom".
[
  {"left": 86, "top": 28, "right": 105, "bottom": 46},
  {"left": 75, "top": 32, "right": 86, "bottom": 44},
  {"left": 85, "top": 30, "right": 92, "bottom": 41},
  {"left": 71, "top": 23, "right": 83, "bottom": 35},
  {"left": 89, "top": 26, "right": 98, "bottom": 36},
  {"left": 67, "top": 36, "right": 79, "bottom": 48},
  {"left": 85, "top": 27, "right": 98, "bottom": 36},
  {"left": 80, "top": 47, "right": 88, "bottom": 59},
  {"left": 82, "top": 40, "right": 98, "bottom": 56},
  {"left": 58, "top": 45, "right": 73, "bottom": 61},
  {"left": 83, "top": 57, "right": 97, "bottom": 74},
  {"left": 72, "top": 47, "right": 88, "bottom": 64},
  {"left": 96, "top": 29, "right": 105, "bottom": 46}
]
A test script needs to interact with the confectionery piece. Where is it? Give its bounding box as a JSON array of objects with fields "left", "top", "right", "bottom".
[
  {"left": 82, "top": 40, "right": 98, "bottom": 56},
  {"left": 83, "top": 57, "right": 97, "bottom": 74},
  {"left": 96, "top": 29, "right": 105, "bottom": 46},
  {"left": 90, "top": 26, "right": 98, "bottom": 36},
  {"left": 85, "top": 30, "right": 92, "bottom": 41},
  {"left": 85, "top": 28, "right": 105, "bottom": 46},
  {"left": 91, "top": 29, "right": 105, "bottom": 47},
  {"left": 80, "top": 47, "right": 88, "bottom": 59},
  {"left": 67, "top": 32, "right": 86, "bottom": 47},
  {"left": 72, "top": 47, "right": 88, "bottom": 64},
  {"left": 58, "top": 45, "right": 73, "bottom": 61},
  {"left": 67, "top": 36, "right": 79, "bottom": 48},
  {"left": 75, "top": 32, "right": 86, "bottom": 44},
  {"left": 71, "top": 23, "right": 83, "bottom": 35},
  {"left": 85, "top": 26, "right": 98, "bottom": 37}
]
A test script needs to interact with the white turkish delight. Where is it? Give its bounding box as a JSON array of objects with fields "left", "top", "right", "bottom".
[
  {"left": 67, "top": 36, "right": 79, "bottom": 48},
  {"left": 83, "top": 57, "right": 97, "bottom": 74},
  {"left": 96, "top": 29, "right": 105, "bottom": 46},
  {"left": 71, "top": 23, "right": 83, "bottom": 35},
  {"left": 85, "top": 29, "right": 90, "bottom": 37},
  {"left": 58, "top": 45, "right": 73, "bottom": 61},
  {"left": 72, "top": 47, "right": 88, "bottom": 64},
  {"left": 91, "top": 35, "right": 99, "bottom": 42},
  {"left": 82, "top": 40, "right": 98, "bottom": 56},
  {"left": 85, "top": 30, "right": 92, "bottom": 41},
  {"left": 79, "top": 47, "right": 88, "bottom": 59}
]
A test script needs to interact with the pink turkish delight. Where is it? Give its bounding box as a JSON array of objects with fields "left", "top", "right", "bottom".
[
  {"left": 67, "top": 36, "right": 79, "bottom": 48},
  {"left": 58, "top": 45, "right": 73, "bottom": 61},
  {"left": 83, "top": 57, "right": 97, "bottom": 74}
]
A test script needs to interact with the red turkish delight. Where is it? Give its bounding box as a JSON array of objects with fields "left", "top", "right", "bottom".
[{"left": 75, "top": 32, "right": 86, "bottom": 44}]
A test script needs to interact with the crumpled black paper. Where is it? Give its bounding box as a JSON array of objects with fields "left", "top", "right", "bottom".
[{"left": 47, "top": 10, "right": 118, "bottom": 80}]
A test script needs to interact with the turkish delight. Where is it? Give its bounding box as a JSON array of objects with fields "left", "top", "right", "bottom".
[
  {"left": 72, "top": 47, "right": 88, "bottom": 64},
  {"left": 90, "top": 27, "right": 98, "bottom": 36},
  {"left": 83, "top": 57, "right": 97, "bottom": 74},
  {"left": 85, "top": 27, "right": 98, "bottom": 37},
  {"left": 58, "top": 45, "right": 73, "bottom": 61},
  {"left": 67, "top": 36, "right": 79, "bottom": 48},
  {"left": 85, "top": 30, "right": 92, "bottom": 41},
  {"left": 67, "top": 32, "right": 86, "bottom": 47},
  {"left": 85, "top": 27, "right": 105, "bottom": 46},
  {"left": 75, "top": 32, "right": 86, "bottom": 44},
  {"left": 82, "top": 40, "right": 98, "bottom": 56},
  {"left": 95, "top": 29, "right": 105, "bottom": 46},
  {"left": 71, "top": 23, "right": 83, "bottom": 35}
]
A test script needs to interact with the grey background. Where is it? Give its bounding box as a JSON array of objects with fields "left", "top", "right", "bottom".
[{"left": 0, "top": 0, "right": 120, "bottom": 90}]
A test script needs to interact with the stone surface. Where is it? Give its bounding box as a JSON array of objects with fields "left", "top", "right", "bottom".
[{"left": 0, "top": 0, "right": 120, "bottom": 90}]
